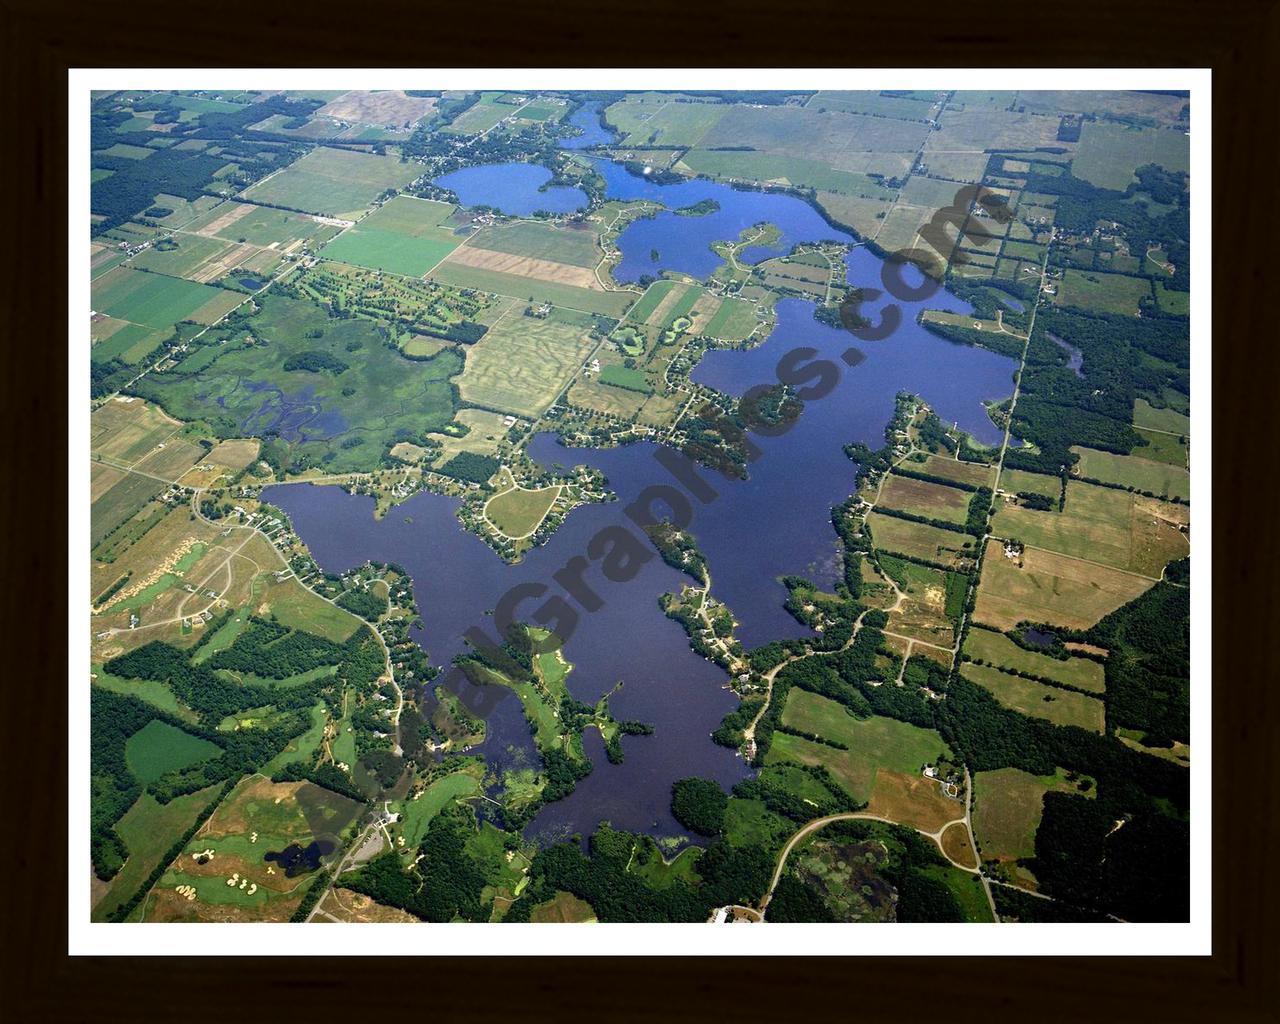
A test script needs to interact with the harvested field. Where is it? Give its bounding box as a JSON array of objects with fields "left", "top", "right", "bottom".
[
  {"left": 973, "top": 539, "right": 1153, "bottom": 631},
  {"left": 442, "top": 244, "right": 601, "bottom": 290},
  {"left": 865, "top": 770, "right": 966, "bottom": 834},
  {"left": 879, "top": 474, "right": 972, "bottom": 525},
  {"left": 316, "top": 90, "right": 436, "bottom": 127},
  {"left": 940, "top": 822, "right": 979, "bottom": 869},
  {"left": 991, "top": 480, "right": 1189, "bottom": 576}
]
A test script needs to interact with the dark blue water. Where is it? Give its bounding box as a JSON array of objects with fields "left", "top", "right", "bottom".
[
  {"left": 265, "top": 475, "right": 746, "bottom": 842},
  {"left": 264, "top": 245, "right": 1017, "bottom": 843},
  {"left": 559, "top": 102, "right": 614, "bottom": 150},
  {"left": 264, "top": 839, "right": 335, "bottom": 876},
  {"left": 995, "top": 292, "right": 1025, "bottom": 312},
  {"left": 205, "top": 380, "right": 348, "bottom": 442},
  {"left": 1022, "top": 627, "right": 1059, "bottom": 649},
  {"left": 587, "top": 159, "right": 851, "bottom": 281},
  {"left": 433, "top": 148, "right": 849, "bottom": 281},
  {"left": 433, "top": 162, "right": 588, "bottom": 217}
]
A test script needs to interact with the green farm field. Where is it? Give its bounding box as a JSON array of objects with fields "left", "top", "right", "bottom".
[
  {"left": 1001, "top": 468, "right": 1060, "bottom": 499},
  {"left": 468, "top": 220, "right": 601, "bottom": 268},
  {"left": 972, "top": 767, "right": 1090, "bottom": 864},
  {"left": 184, "top": 201, "right": 343, "bottom": 249},
  {"left": 920, "top": 454, "right": 996, "bottom": 488},
  {"left": 605, "top": 96, "right": 727, "bottom": 147},
  {"left": 240, "top": 147, "right": 420, "bottom": 218},
  {"left": 92, "top": 266, "right": 239, "bottom": 330},
  {"left": 701, "top": 296, "right": 759, "bottom": 342},
  {"left": 1071, "top": 446, "right": 1189, "bottom": 499},
  {"left": 963, "top": 627, "right": 1105, "bottom": 693},
  {"left": 1053, "top": 269, "right": 1152, "bottom": 315},
  {"left": 990, "top": 479, "right": 1188, "bottom": 577},
  {"left": 678, "top": 149, "right": 894, "bottom": 198},
  {"left": 1134, "top": 428, "right": 1189, "bottom": 466},
  {"left": 960, "top": 663, "right": 1105, "bottom": 733},
  {"left": 321, "top": 196, "right": 460, "bottom": 276},
  {"left": 767, "top": 689, "right": 950, "bottom": 804},
  {"left": 1071, "top": 122, "right": 1191, "bottom": 190},
  {"left": 866, "top": 511, "right": 977, "bottom": 567}
]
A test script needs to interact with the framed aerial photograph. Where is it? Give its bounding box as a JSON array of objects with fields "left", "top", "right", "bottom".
[{"left": 67, "top": 69, "right": 1212, "bottom": 959}]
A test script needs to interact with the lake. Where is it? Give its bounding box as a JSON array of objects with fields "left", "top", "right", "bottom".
[
  {"left": 433, "top": 162, "right": 588, "bottom": 217},
  {"left": 265, "top": 160, "right": 1020, "bottom": 845}
]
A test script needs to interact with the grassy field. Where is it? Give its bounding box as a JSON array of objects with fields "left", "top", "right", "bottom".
[
  {"left": 963, "top": 627, "right": 1105, "bottom": 693},
  {"left": 701, "top": 105, "right": 926, "bottom": 179},
  {"left": 920, "top": 454, "right": 996, "bottom": 488},
  {"left": 184, "top": 201, "right": 343, "bottom": 249},
  {"left": 701, "top": 296, "right": 759, "bottom": 342},
  {"left": 1071, "top": 446, "right": 1189, "bottom": 499},
  {"left": 810, "top": 90, "right": 939, "bottom": 120},
  {"left": 678, "top": 148, "right": 894, "bottom": 198},
  {"left": 240, "top": 147, "right": 420, "bottom": 218},
  {"left": 92, "top": 784, "right": 222, "bottom": 921},
  {"left": 768, "top": 690, "right": 950, "bottom": 804},
  {"left": 91, "top": 397, "right": 180, "bottom": 462},
  {"left": 881, "top": 559, "right": 959, "bottom": 649},
  {"left": 878, "top": 474, "right": 973, "bottom": 525},
  {"left": 974, "top": 539, "right": 1155, "bottom": 631},
  {"left": 396, "top": 770, "right": 483, "bottom": 850},
  {"left": 1071, "top": 122, "right": 1191, "bottom": 190},
  {"left": 468, "top": 220, "right": 600, "bottom": 268},
  {"left": 263, "top": 703, "right": 328, "bottom": 775},
  {"left": 972, "top": 766, "right": 1093, "bottom": 863},
  {"left": 1000, "top": 468, "right": 1060, "bottom": 499},
  {"left": 94, "top": 659, "right": 198, "bottom": 717},
  {"left": 486, "top": 483, "right": 559, "bottom": 537},
  {"left": 92, "top": 266, "right": 237, "bottom": 330},
  {"left": 428, "top": 259, "right": 632, "bottom": 316},
  {"left": 865, "top": 511, "right": 977, "bottom": 567},
  {"left": 148, "top": 776, "right": 361, "bottom": 922},
  {"left": 124, "top": 720, "right": 221, "bottom": 784},
  {"left": 991, "top": 479, "right": 1188, "bottom": 576},
  {"left": 90, "top": 470, "right": 167, "bottom": 546},
  {"left": 961, "top": 663, "right": 1105, "bottom": 732},
  {"left": 136, "top": 292, "right": 461, "bottom": 474},
  {"left": 605, "top": 96, "right": 727, "bottom": 147},
  {"left": 529, "top": 891, "right": 597, "bottom": 923},
  {"left": 444, "top": 93, "right": 513, "bottom": 135},
  {"left": 1134, "top": 427, "right": 1189, "bottom": 466},
  {"left": 321, "top": 196, "right": 460, "bottom": 276},
  {"left": 457, "top": 312, "right": 597, "bottom": 417},
  {"left": 1053, "top": 269, "right": 1152, "bottom": 315},
  {"left": 597, "top": 364, "right": 652, "bottom": 393},
  {"left": 254, "top": 575, "right": 362, "bottom": 643},
  {"left": 129, "top": 234, "right": 262, "bottom": 283}
]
